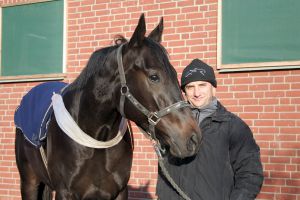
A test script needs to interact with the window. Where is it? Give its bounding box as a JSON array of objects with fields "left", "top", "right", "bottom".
[
  {"left": 218, "top": 0, "right": 300, "bottom": 71},
  {"left": 1, "top": 0, "right": 65, "bottom": 80}
]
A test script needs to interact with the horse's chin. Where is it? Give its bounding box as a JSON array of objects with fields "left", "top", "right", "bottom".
[
  {"left": 168, "top": 147, "right": 182, "bottom": 158},
  {"left": 168, "top": 144, "right": 197, "bottom": 159}
]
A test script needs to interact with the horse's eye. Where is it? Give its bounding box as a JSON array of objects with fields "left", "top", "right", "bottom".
[{"left": 149, "top": 74, "right": 160, "bottom": 82}]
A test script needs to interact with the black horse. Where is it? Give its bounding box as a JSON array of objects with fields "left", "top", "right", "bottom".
[{"left": 15, "top": 14, "right": 201, "bottom": 200}]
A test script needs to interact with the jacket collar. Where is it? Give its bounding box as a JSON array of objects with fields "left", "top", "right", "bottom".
[{"left": 210, "top": 101, "right": 232, "bottom": 122}]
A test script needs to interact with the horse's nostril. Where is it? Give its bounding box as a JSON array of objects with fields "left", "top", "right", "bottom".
[{"left": 187, "top": 133, "right": 198, "bottom": 152}]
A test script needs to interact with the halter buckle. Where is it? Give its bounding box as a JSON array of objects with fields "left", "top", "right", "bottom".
[
  {"left": 148, "top": 112, "right": 160, "bottom": 125},
  {"left": 120, "top": 85, "right": 129, "bottom": 95}
]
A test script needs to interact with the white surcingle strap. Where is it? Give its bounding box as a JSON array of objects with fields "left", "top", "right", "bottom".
[{"left": 51, "top": 93, "right": 128, "bottom": 148}]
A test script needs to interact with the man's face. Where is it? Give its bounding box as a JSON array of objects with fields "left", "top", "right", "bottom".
[{"left": 184, "top": 81, "right": 216, "bottom": 108}]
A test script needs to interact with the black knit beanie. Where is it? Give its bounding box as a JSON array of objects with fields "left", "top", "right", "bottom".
[{"left": 181, "top": 59, "right": 217, "bottom": 90}]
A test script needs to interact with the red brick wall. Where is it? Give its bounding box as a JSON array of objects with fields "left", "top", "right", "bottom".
[{"left": 1, "top": 0, "right": 300, "bottom": 199}]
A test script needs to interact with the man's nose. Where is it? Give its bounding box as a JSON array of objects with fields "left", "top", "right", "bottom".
[{"left": 193, "top": 87, "right": 200, "bottom": 96}]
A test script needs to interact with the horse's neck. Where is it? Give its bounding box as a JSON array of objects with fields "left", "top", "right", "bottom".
[
  {"left": 64, "top": 84, "right": 122, "bottom": 141},
  {"left": 63, "top": 49, "right": 123, "bottom": 141}
]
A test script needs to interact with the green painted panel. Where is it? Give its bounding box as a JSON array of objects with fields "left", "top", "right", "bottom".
[
  {"left": 222, "top": 0, "right": 300, "bottom": 64},
  {"left": 2, "top": 0, "right": 64, "bottom": 76}
]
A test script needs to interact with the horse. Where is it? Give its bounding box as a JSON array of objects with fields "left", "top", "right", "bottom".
[{"left": 14, "top": 14, "right": 202, "bottom": 200}]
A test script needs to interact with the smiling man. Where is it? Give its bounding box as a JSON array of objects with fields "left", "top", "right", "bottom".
[
  {"left": 182, "top": 64, "right": 216, "bottom": 109},
  {"left": 156, "top": 59, "right": 264, "bottom": 200}
]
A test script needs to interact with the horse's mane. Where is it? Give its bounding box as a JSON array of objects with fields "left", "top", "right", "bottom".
[
  {"left": 65, "top": 36, "right": 126, "bottom": 92},
  {"left": 65, "top": 35, "right": 177, "bottom": 92}
]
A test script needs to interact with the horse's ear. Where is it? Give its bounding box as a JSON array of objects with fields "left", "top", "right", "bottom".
[
  {"left": 128, "top": 14, "right": 146, "bottom": 48},
  {"left": 148, "top": 17, "right": 163, "bottom": 43}
]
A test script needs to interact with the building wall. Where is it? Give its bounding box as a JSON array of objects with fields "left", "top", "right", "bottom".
[{"left": 1, "top": 0, "right": 300, "bottom": 199}]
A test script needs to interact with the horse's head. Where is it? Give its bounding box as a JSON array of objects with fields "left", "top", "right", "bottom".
[{"left": 116, "top": 14, "right": 202, "bottom": 158}]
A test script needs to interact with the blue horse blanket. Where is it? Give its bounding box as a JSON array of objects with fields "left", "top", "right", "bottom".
[{"left": 14, "top": 82, "right": 68, "bottom": 147}]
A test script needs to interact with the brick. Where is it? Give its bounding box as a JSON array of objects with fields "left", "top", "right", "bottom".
[
  {"left": 281, "top": 142, "right": 300, "bottom": 149},
  {"left": 80, "top": 22, "right": 95, "bottom": 30},
  {"left": 275, "top": 106, "right": 296, "bottom": 112},
  {"left": 77, "top": 6, "right": 92, "bottom": 12},
  {"left": 286, "top": 75, "right": 300, "bottom": 82},
  {"left": 275, "top": 194, "right": 296, "bottom": 200},
  {"left": 204, "top": 10, "right": 217, "bottom": 18},
  {"left": 191, "top": 45, "right": 208, "bottom": 52},
  {"left": 291, "top": 158, "right": 300, "bottom": 164},
  {"left": 291, "top": 172, "right": 300, "bottom": 179},
  {"left": 261, "top": 185, "right": 281, "bottom": 193},
  {"left": 270, "top": 157, "right": 291, "bottom": 164},
  {"left": 281, "top": 187, "right": 300, "bottom": 195},
  {"left": 276, "top": 135, "right": 297, "bottom": 141},
  {"left": 281, "top": 128, "right": 300, "bottom": 134},
  {"left": 254, "top": 77, "right": 274, "bottom": 84},
  {"left": 276, "top": 119, "right": 296, "bottom": 127},
  {"left": 286, "top": 90, "right": 300, "bottom": 97},
  {"left": 254, "top": 118, "right": 276, "bottom": 127},
  {"left": 264, "top": 178, "right": 286, "bottom": 185},
  {"left": 254, "top": 91, "right": 265, "bottom": 98},
  {"left": 249, "top": 84, "right": 269, "bottom": 91},
  {"left": 280, "top": 98, "right": 291, "bottom": 104},
  {"left": 259, "top": 113, "right": 279, "bottom": 119},
  {"left": 287, "top": 180, "right": 300, "bottom": 187},
  {"left": 256, "top": 135, "right": 275, "bottom": 141},
  {"left": 270, "top": 84, "right": 291, "bottom": 90},
  {"left": 229, "top": 85, "right": 249, "bottom": 92},
  {"left": 286, "top": 165, "right": 297, "bottom": 172},
  {"left": 265, "top": 91, "right": 286, "bottom": 98},
  {"left": 280, "top": 112, "right": 300, "bottom": 119},
  {"left": 234, "top": 92, "right": 253, "bottom": 99},
  {"left": 0, "top": 190, "right": 10, "bottom": 198},
  {"left": 179, "top": 2, "right": 197, "bottom": 8},
  {"left": 259, "top": 98, "right": 279, "bottom": 105}
]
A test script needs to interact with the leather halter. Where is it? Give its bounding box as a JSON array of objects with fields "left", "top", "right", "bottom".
[{"left": 116, "top": 44, "right": 190, "bottom": 150}]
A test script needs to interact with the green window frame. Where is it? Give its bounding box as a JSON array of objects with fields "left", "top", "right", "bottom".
[
  {"left": 218, "top": 0, "right": 300, "bottom": 71},
  {"left": 1, "top": 0, "right": 65, "bottom": 79}
]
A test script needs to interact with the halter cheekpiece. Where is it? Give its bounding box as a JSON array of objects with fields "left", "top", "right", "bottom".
[{"left": 116, "top": 44, "right": 190, "bottom": 152}]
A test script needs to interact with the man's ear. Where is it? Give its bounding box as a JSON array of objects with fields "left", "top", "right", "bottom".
[
  {"left": 212, "top": 87, "right": 216, "bottom": 96},
  {"left": 183, "top": 92, "right": 187, "bottom": 101}
]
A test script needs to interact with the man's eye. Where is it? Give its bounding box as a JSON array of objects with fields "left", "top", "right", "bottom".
[{"left": 149, "top": 74, "right": 160, "bottom": 82}]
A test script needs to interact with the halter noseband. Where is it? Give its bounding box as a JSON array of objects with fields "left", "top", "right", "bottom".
[{"left": 116, "top": 44, "right": 189, "bottom": 147}]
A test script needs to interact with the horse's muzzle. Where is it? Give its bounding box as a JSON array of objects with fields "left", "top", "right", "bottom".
[{"left": 168, "top": 130, "right": 202, "bottom": 159}]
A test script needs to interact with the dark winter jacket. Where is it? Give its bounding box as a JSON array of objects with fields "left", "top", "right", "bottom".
[{"left": 156, "top": 101, "right": 264, "bottom": 200}]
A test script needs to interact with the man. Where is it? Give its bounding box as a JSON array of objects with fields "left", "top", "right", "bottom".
[{"left": 156, "top": 59, "right": 264, "bottom": 200}]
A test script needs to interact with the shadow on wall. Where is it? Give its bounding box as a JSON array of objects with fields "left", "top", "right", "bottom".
[{"left": 128, "top": 181, "right": 156, "bottom": 200}]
